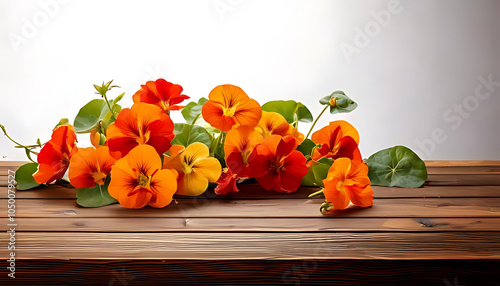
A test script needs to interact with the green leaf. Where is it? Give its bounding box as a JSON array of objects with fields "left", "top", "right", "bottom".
[
  {"left": 319, "top": 91, "right": 358, "bottom": 114},
  {"left": 312, "top": 157, "right": 334, "bottom": 187},
  {"left": 74, "top": 99, "right": 120, "bottom": 133},
  {"left": 301, "top": 157, "right": 333, "bottom": 187},
  {"left": 297, "top": 139, "right": 316, "bottom": 158},
  {"left": 171, "top": 123, "right": 212, "bottom": 147},
  {"left": 262, "top": 100, "right": 313, "bottom": 124},
  {"left": 365, "top": 145, "right": 427, "bottom": 188},
  {"left": 14, "top": 163, "right": 41, "bottom": 190},
  {"left": 181, "top": 97, "right": 208, "bottom": 124},
  {"left": 76, "top": 183, "right": 117, "bottom": 207}
]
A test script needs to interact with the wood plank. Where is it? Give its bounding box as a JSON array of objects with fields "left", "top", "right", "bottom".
[
  {"left": 2, "top": 184, "right": 500, "bottom": 200},
  {"left": 3, "top": 232, "right": 500, "bottom": 260},
  {"left": 2, "top": 217, "right": 500, "bottom": 232},
  {"left": 426, "top": 174, "right": 500, "bottom": 186},
  {"left": 426, "top": 166, "right": 500, "bottom": 174},
  {"left": 425, "top": 160, "right": 500, "bottom": 167},
  {"left": 3, "top": 173, "right": 500, "bottom": 188},
  {"left": 2, "top": 259, "right": 498, "bottom": 286},
  {"left": 4, "top": 198, "right": 500, "bottom": 218}
]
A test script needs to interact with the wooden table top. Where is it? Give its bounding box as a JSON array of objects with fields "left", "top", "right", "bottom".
[{"left": 1, "top": 160, "right": 500, "bottom": 285}]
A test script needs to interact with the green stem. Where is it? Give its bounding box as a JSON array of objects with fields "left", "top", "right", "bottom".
[
  {"left": 308, "top": 188, "right": 324, "bottom": 198},
  {"left": 190, "top": 114, "right": 201, "bottom": 127},
  {"left": 0, "top": 124, "right": 38, "bottom": 155},
  {"left": 102, "top": 93, "right": 117, "bottom": 121},
  {"left": 305, "top": 105, "right": 329, "bottom": 139}
]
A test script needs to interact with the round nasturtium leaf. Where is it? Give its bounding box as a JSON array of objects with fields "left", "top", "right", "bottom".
[
  {"left": 300, "top": 157, "right": 333, "bottom": 187},
  {"left": 172, "top": 123, "right": 212, "bottom": 148},
  {"left": 73, "top": 99, "right": 121, "bottom": 133},
  {"left": 319, "top": 91, "right": 358, "bottom": 114},
  {"left": 261, "top": 100, "right": 313, "bottom": 124},
  {"left": 14, "top": 162, "right": 41, "bottom": 190},
  {"left": 365, "top": 145, "right": 428, "bottom": 188},
  {"left": 181, "top": 97, "right": 208, "bottom": 124},
  {"left": 76, "top": 183, "right": 118, "bottom": 208}
]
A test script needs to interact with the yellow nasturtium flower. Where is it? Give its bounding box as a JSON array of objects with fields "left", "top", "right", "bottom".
[{"left": 163, "top": 143, "right": 222, "bottom": 196}]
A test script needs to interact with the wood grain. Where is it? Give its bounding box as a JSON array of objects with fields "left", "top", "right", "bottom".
[
  {"left": 3, "top": 197, "right": 500, "bottom": 218},
  {"left": 2, "top": 259, "right": 498, "bottom": 286},
  {"left": 2, "top": 184, "right": 500, "bottom": 200},
  {"left": 2, "top": 217, "right": 499, "bottom": 232},
  {"left": 3, "top": 232, "right": 500, "bottom": 260}
]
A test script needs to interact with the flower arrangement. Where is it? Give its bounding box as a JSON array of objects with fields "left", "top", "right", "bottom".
[{"left": 1, "top": 79, "right": 428, "bottom": 213}]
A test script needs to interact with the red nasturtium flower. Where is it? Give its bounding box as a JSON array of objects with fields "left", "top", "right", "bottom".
[
  {"left": 68, "top": 146, "right": 116, "bottom": 189},
  {"left": 109, "top": 144, "right": 177, "bottom": 209},
  {"left": 132, "top": 78, "right": 189, "bottom": 112},
  {"left": 215, "top": 167, "right": 240, "bottom": 195},
  {"left": 163, "top": 143, "right": 222, "bottom": 196},
  {"left": 224, "top": 125, "right": 262, "bottom": 178},
  {"left": 311, "top": 120, "right": 361, "bottom": 161},
  {"left": 33, "top": 125, "right": 78, "bottom": 184},
  {"left": 201, "top": 84, "right": 262, "bottom": 132},
  {"left": 248, "top": 135, "right": 308, "bottom": 193},
  {"left": 322, "top": 157, "right": 374, "bottom": 210},
  {"left": 106, "top": 103, "right": 175, "bottom": 159}
]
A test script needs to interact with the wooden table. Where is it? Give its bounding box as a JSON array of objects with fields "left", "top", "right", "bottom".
[{"left": 1, "top": 161, "right": 500, "bottom": 285}]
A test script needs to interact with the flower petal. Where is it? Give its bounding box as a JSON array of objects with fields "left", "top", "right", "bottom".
[{"left": 148, "top": 169, "right": 177, "bottom": 208}]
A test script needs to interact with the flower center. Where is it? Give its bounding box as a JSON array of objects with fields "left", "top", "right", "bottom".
[
  {"left": 269, "top": 159, "right": 283, "bottom": 172},
  {"left": 182, "top": 155, "right": 195, "bottom": 174},
  {"left": 241, "top": 149, "right": 251, "bottom": 165},
  {"left": 160, "top": 100, "right": 170, "bottom": 111},
  {"left": 137, "top": 173, "right": 151, "bottom": 188},
  {"left": 222, "top": 106, "right": 237, "bottom": 117},
  {"left": 136, "top": 125, "right": 151, "bottom": 145},
  {"left": 336, "top": 181, "right": 345, "bottom": 192}
]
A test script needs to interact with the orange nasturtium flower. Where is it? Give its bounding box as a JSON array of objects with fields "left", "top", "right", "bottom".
[
  {"left": 108, "top": 144, "right": 177, "bottom": 209},
  {"left": 33, "top": 125, "right": 78, "bottom": 184},
  {"left": 248, "top": 135, "right": 308, "bottom": 193},
  {"left": 255, "top": 111, "right": 303, "bottom": 140},
  {"left": 224, "top": 125, "right": 262, "bottom": 178},
  {"left": 106, "top": 103, "right": 175, "bottom": 159},
  {"left": 68, "top": 146, "right": 117, "bottom": 189},
  {"left": 201, "top": 84, "right": 262, "bottom": 132},
  {"left": 132, "top": 78, "right": 189, "bottom": 112},
  {"left": 311, "top": 120, "right": 361, "bottom": 161},
  {"left": 163, "top": 143, "right": 222, "bottom": 196},
  {"left": 322, "top": 157, "right": 374, "bottom": 210}
]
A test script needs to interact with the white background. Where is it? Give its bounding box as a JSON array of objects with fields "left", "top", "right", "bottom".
[{"left": 1, "top": 0, "right": 499, "bottom": 161}]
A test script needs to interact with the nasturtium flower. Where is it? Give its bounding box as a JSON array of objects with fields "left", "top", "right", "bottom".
[
  {"left": 248, "top": 135, "right": 308, "bottom": 193},
  {"left": 68, "top": 146, "right": 116, "bottom": 189},
  {"left": 163, "top": 142, "right": 222, "bottom": 196},
  {"left": 132, "top": 78, "right": 189, "bottom": 112},
  {"left": 106, "top": 103, "right": 175, "bottom": 159},
  {"left": 255, "top": 111, "right": 303, "bottom": 140},
  {"left": 33, "top": 125, "right": 78, "bottom": 184},
  {"left": 311, "top": 120, "right": 361, "bottom": 161},
  {"left": 109, "top": 144, "right": 177, "bottom": 209},
  {"left": 224, "top": 125, "right": 262, "bottom": 178},
  {"left": 215, "top": 168, "right": 240, "bottom": 195},
  {"left": 201, "top": 84, "right": 262, "bottom": 132},
  {"left": 322, "top": 157, "right": 373, "bottom": 210}
]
